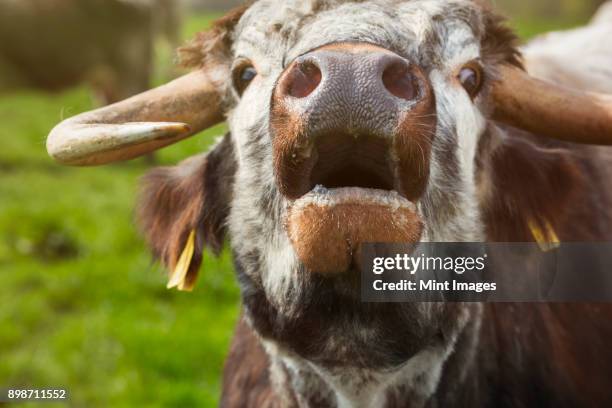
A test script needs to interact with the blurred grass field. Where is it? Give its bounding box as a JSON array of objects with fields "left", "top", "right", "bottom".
[{"left": 0, "top": 10, "right": 588, "bottom": 408}]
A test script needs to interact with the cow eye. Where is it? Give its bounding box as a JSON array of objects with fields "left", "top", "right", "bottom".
[
  {"left": 233, "top": 63, "right": 258, "bottom": 96},
  {"left": 458, "top": 64, "right": 483, "bottom": 98}
]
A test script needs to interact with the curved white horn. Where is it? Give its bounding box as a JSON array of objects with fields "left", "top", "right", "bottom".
[
  {"left": 47, "top": 70, "right": 224, "bottom": 166},
  {"left": 492, "top": 65, "right": 612, "bottom": 145}
]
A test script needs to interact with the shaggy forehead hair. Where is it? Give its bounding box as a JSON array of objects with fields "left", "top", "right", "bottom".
[
  {"left": 180, "top": 0, "right": 519, "bottom": 80},
  {"left": 231, "top": 0, "right": 518, "bottom": 69}
]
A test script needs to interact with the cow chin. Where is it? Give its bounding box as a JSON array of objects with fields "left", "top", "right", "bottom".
[
  {"left": 286, "top": 187, "right": 423, "bottom": 274},
  {"left": 240, "top": 255, "right": 468, "bottom": 369}
]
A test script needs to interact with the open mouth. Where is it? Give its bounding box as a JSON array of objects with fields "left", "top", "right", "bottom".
[
  {"left": 293, "top": 130, "right": 418, "bottom": 214},
  {"left": 283, "top": 132, "right": 424, "bottom": 274},
  {"left": 309, "top": 132, "right": 396, "bottom": 192}
]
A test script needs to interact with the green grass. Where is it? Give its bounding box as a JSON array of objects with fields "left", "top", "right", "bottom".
[
  {"left": 0, "top": 11, "right": 589, "bottom": 408},
  {"left": 510, "top": 16, "right": 586, "bottom": 40}
]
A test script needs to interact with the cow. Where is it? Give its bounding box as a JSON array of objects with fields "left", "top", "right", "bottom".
[
  {"left": 46, "top": 1, "right": 612, "bottom": 406},
  {"left": 0, "top": 0, "right": 181, "bottom": 104}
]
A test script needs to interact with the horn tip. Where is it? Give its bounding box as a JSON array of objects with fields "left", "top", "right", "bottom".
[{"left": 46, "top": 121, "right": 193, "bottom": 166}]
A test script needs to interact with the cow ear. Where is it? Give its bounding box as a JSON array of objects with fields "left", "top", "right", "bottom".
[
  {"left": 480, "top": 129, "right": 584, "bottom": 242},
  {"left": 137, "top": 134, "right": 236, "bottom": 290}
]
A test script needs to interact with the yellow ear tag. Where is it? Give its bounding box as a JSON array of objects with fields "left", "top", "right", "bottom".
[
  {"left": 528, "top": 219, "right": 560, "bottom": 252},
  {"left": 167, "top": 229, "right": 196, "bottom": 291}
]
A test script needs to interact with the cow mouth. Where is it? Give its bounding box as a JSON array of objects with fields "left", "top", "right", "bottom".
[
  {"left": 309, "top": 132, "right": 396, "bottom": 193},
  {"left": 283, "top": 132, "right": 424, "bottom": 274}
]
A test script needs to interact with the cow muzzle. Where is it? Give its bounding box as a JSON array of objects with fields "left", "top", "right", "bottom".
[{"left": 271, "top": 43, "right": 434, "bottom": 274}]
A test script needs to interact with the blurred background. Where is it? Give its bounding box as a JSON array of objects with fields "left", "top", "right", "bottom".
[{"left": 0, "top": 0, "right": 606, "bottom": 406}]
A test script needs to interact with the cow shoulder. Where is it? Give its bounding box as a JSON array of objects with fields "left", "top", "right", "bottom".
[{"left": 480, "top": 303, "right": 612, "bottom": 407}]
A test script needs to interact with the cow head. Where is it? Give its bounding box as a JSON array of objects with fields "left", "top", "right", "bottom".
[{"left": 47, "top": 0, "right": 612, "bottom": 400}]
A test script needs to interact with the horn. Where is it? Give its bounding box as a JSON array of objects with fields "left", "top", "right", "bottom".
[
  {"left": 492, "top": 65, "right": 612, "bottom": 145},
  {"left": 47, "top": 70, "right": 224, "bottom": 166}
]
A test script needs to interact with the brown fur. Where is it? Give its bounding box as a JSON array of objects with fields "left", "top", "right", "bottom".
[
  {"left": 477, "top": 1, "right": 523, "bottom": 69},
  {"left": 221, "top": 318, "right": 287, "bottom": 408},
  {"left": 137, "top": 134, "right": 236, "bottom": 285},
  {"left": 179, "top": 4, "right": 251, "bottom": 68},
  {"left": 270, "top": 96, "right": 314, "bottom": 199},
  {"left": 393, "top": 64, "right": 437, "bottom": 201},
  {"left": 479, "top": 130, "right": 585, "bottom": 242}
]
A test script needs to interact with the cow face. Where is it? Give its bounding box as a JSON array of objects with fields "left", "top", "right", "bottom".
[{"left": 179, "top": 0, "right": 518, "bottom": 369}]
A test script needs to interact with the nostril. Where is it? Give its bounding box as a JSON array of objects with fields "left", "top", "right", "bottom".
[
  {"left": 382, "top": 61, "right": 418, "bottom": 101},
  {"left": 286, "top": 60, "right": 322, "bottom": 99}
]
